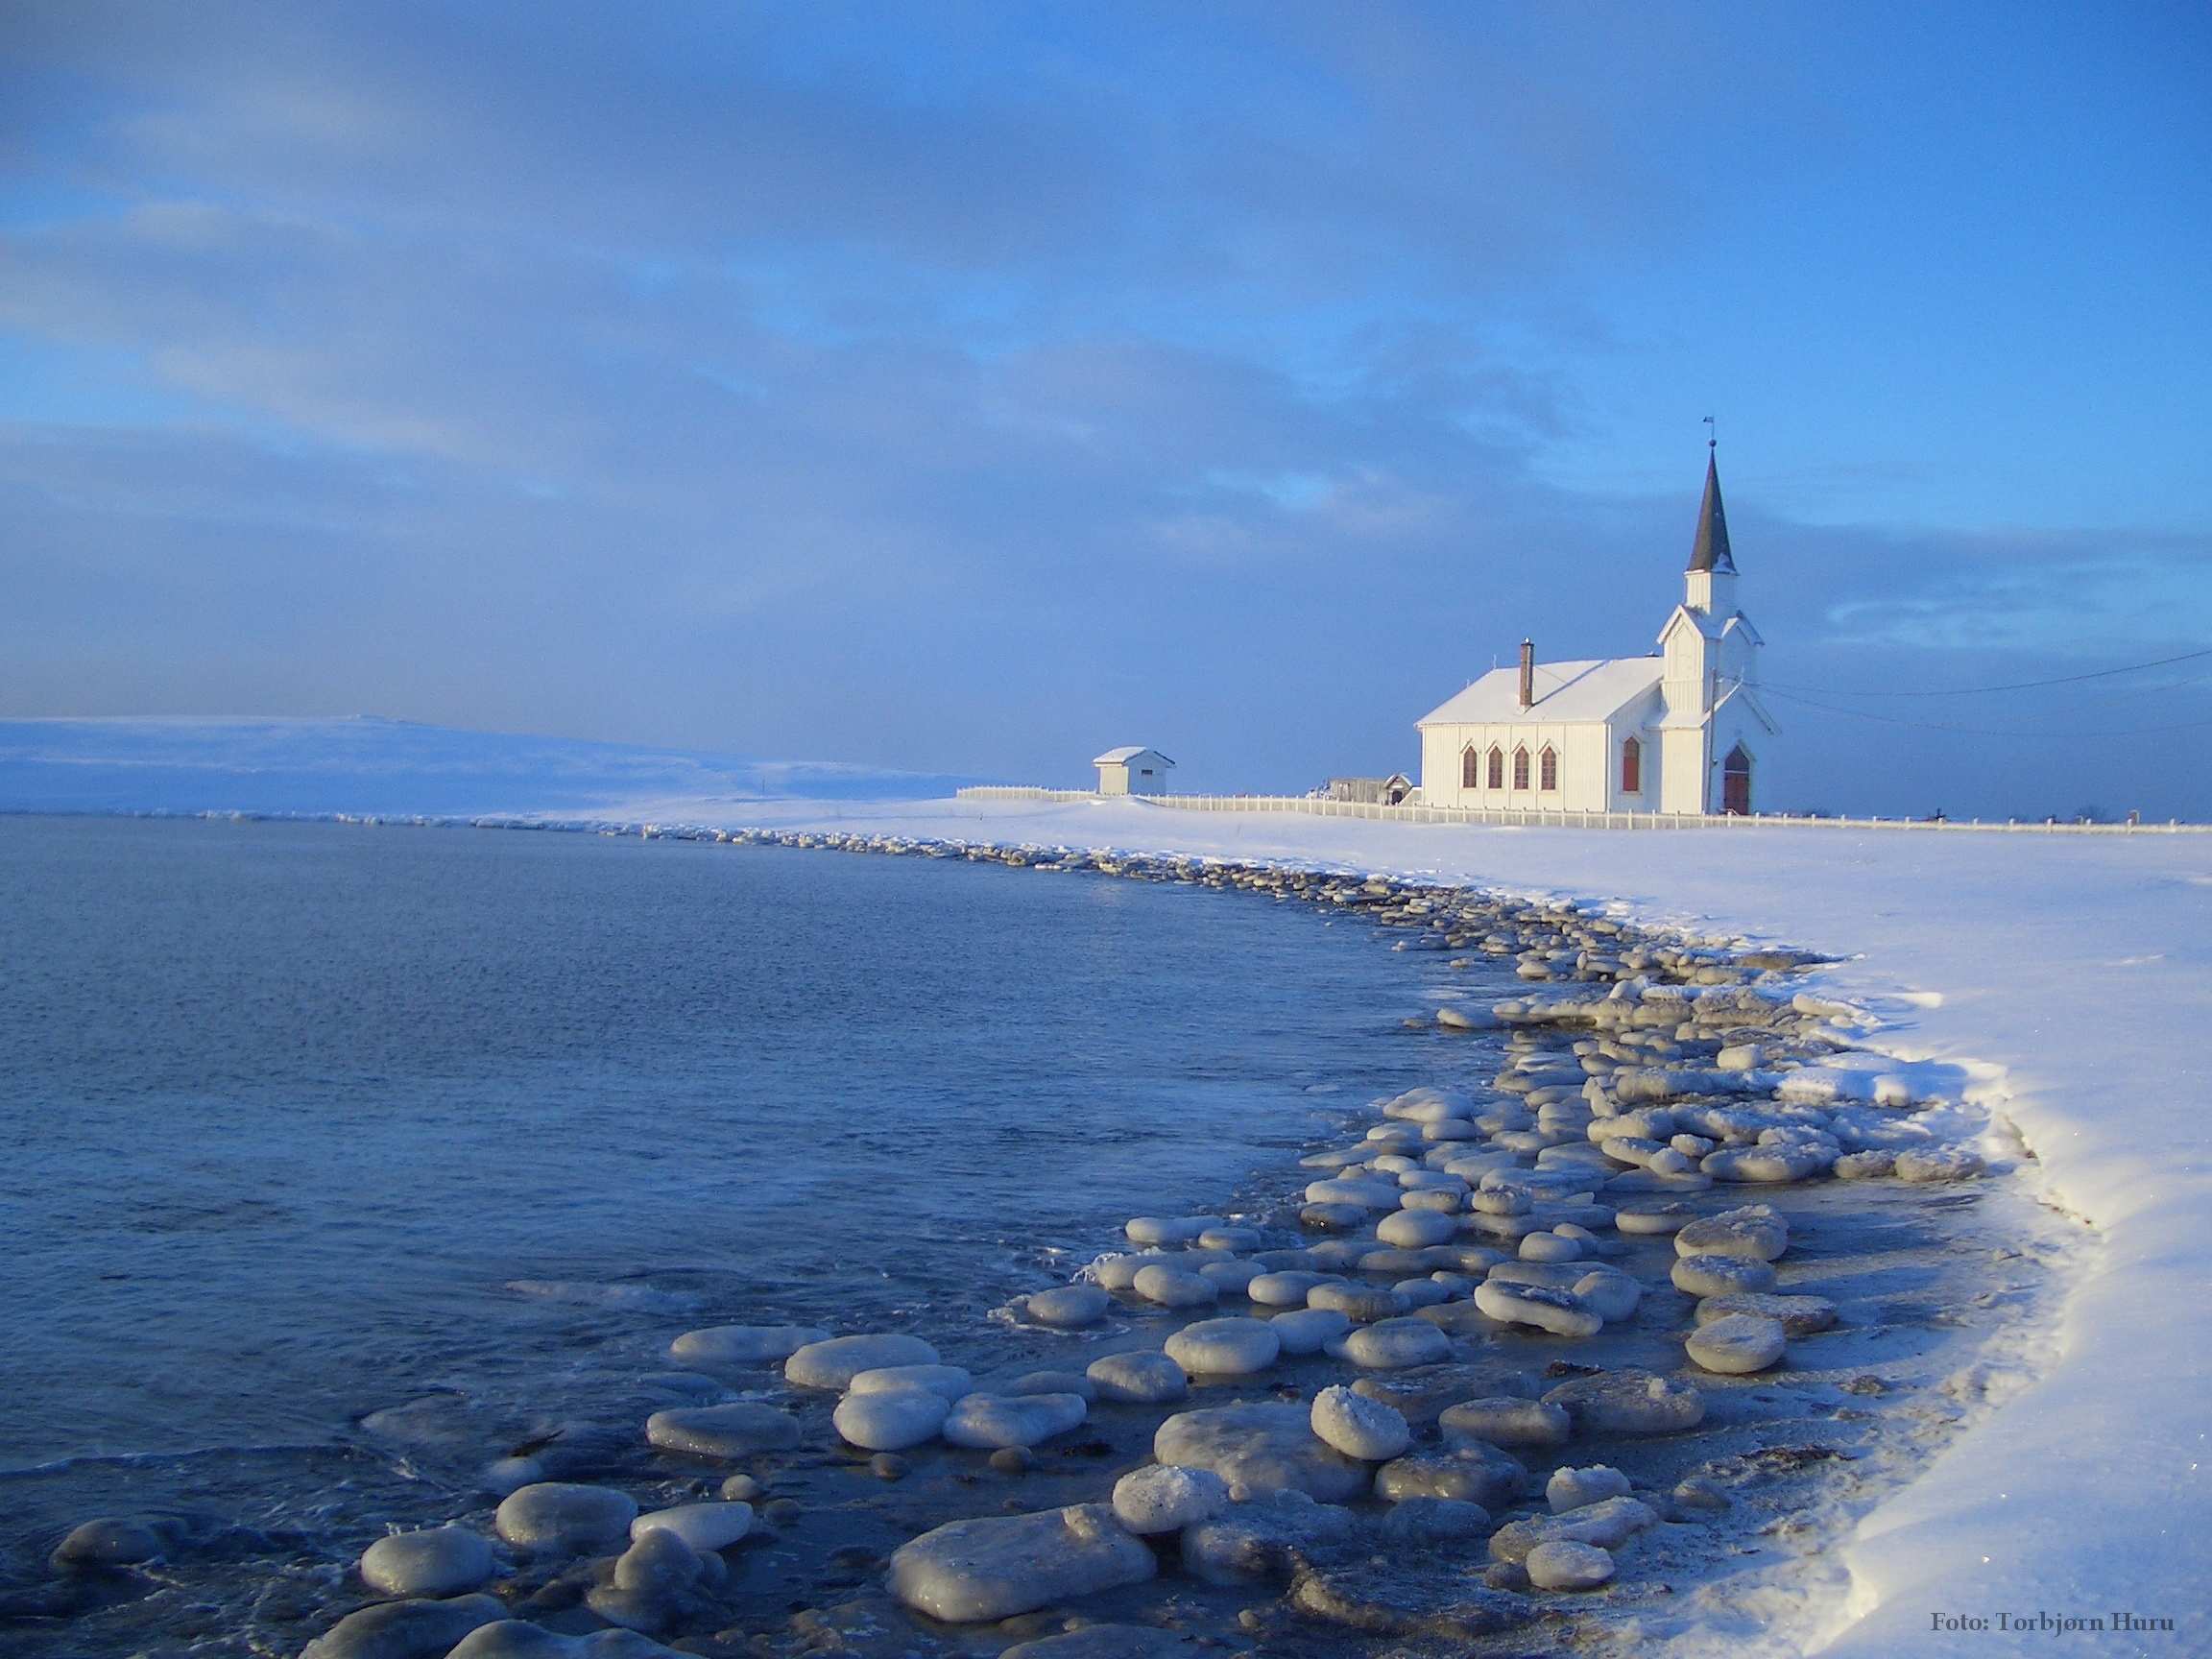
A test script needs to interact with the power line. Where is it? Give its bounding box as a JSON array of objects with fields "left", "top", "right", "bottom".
[
  {"left": 1759, "top": 683, "right": 2212, "bottom": 739},
  {"left": 1762, "top": 644, "right": 2212, "bottom": 699}
]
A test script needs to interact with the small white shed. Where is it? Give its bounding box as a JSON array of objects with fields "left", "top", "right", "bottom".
[{"left": 1094, "top": 746, "right": 1175, "bottom": 796}]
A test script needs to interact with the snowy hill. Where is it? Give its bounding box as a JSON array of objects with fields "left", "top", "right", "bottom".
[{"left": 0, "top": 716, "right": 985, "bottom": 818}]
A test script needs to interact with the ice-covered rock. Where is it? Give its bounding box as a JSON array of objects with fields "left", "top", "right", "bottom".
[
  {"left": 1526, "top": 1539, "right": 1615, "bottom": 1590},
  {"left": 1702, "top": 1143, "right": 1829, "bottom": 1182},
  {"left": 1376, "top": 1443, "right": 1527, "bottom": 1506},
  {"left": 1126, "top": 1215, "right": 1227, "bottom": 1245},
  {"left": 1022, "top": 1286, "right": 1111, "bottom": 1329},
  {"left": 1198, "top": 1260, "right": 1262, "bottom": 1293},
  {"left": 447, "top": 1624, "right": 684, "bottom": 1659},
  {"left": 1695, "top": 1292, "right": 1838, "bottom": 1335},
  {"left": 1474, "top": 1280, "right": 1601, "bottom": 1337},
  {"left": 847, "top": 1363, "right": 972, "bottom": 1402},
  {"left": 1132, "top": 1264, "right": 1219, "bottom": 1308},
  {"left": 1488, "top": 1495, "right": 1658, "bottom": 1564},
  {"left": 1086, "top": 1349, "right": 1188, "bottom": 1404},
  {"left": 1310, "top": 1384, "right": 1410, "bottom": 1461},
  {"left": 1247, "top": 1270, "right": 1332, "bottom": 1307},
  {"left": 1675, "top": 1206, "right": 1789, "bottom": 1262},
  {"left": 644, "top": 1402, "right": 801, "bottom": 1457},
  {"left": 298, "top": 1595, "right": 507, "bottom": 1658},
  {"left": 1181, "top": 1491, "right": 1358, "bottom": 1585},
  {"left": 833, "top": 1387, "right": 950, "bottom": 1451},
  {"left": 631, "top": 1502, "right": 753, "bottom": 1551},
  {"left": 1377, "top": 1210, "right": 1458, "bottom": 1248},
  {"left": 1154, "top": 1403, "right": 1371, "bottom": 1503},
  {"left": 942, "top": 1391, "right": 1088, "bottom": 1449},
  {"left": 1671, "top": 1254, "right": 1778, "bottom": 1297},
  {"left": 784, "top": 1334, "right": 939, "bottom": 1390},
  {"left": 1304, "top": 1176, "right": 1400, "bottom": 1209},
  {"left": 1391, "top": 1277, "right": 1452, "bottom": 1310},
  {"left": 49, "top": 1515, "right": 176, "bottom": 1571},
  {"left": 1268, "top": 1307, "right": 1354, "bottom": 1355},
  {"left": 1546, "top": 1465, "right": 1632, "bottom": 1512},
  {"left": 1307, "top": 1282, "right": 1407, "bottom": 1321},
  {"left": 1518, "top": 1231, "right": 1582, "bottom": 1263},
  {"left": 668, "top": 1325, "right": 828, "bottom": 1366},
  {"left": 1543, "top": 1370, "right": 1704, "bottom": 1433},
  {"left": 1896, "top": 1146, "right": 1985, "bottom": 1182},
  {"left": 886, "top": 1504, "right": 1155, "bottom": 1622},
  {"left": 1437, "top": 1397, "right": 1572, "bottom": 1449},
  {"left": 1571, "top": 1266, "right": 1643, "bottom": 1323},
  {"left": 1686, "top": 1312, "right": 1788, "bottom": 1374},
  {"left": 1164, "top": 1317, "right": 1280, "bottom": 1376},
  {"left": 1199, "top": 1225, "right": 1262, "bottom": 1252},
  {"left": 1834, "top": 1149, "right": 1898, "bottom": 1179},
  {"left": 587, "top": 1528, "right": 714, "bottom": 1634},
  {"left": 1111, "top": 1464, "right": 1231, "bottom": 1534},
  {"left": 1333, "top": 1316, "right": 1453, "bottom": 1368},
  {"left": 358, "top": 1526, "right": 494, "bottom": 1597},
  {"left": 494, "top": 1483, "right": 638, "bottom": 1552}
]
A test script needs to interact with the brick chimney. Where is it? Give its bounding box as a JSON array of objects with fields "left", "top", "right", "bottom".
[{"left": 1518, "top": 639, "right": 1534, "bottom": 709}]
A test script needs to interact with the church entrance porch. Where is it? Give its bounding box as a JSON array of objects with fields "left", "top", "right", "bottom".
[{"left": 1722, "top": 743, "right": 1753, "bottom": 815}]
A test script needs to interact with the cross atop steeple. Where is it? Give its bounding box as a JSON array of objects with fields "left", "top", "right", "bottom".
[{"left": 1687, "top": 449, "right": 1736, "bottom": 575}]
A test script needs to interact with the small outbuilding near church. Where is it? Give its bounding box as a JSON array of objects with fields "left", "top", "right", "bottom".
[{"left": 1094, "top": 747, "right": 1175, "bottom": 795}]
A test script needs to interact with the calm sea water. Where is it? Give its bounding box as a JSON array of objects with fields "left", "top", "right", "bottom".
[{"left": 0, "top": 815, "right": 1454, "bottom": 1618}]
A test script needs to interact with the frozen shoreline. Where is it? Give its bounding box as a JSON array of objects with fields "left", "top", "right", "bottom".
[{"left": 581, "top": 795, "right": 2209, "bottom": 1657}]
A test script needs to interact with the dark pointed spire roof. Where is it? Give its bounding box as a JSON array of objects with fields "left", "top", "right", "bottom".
[{"left": 1687, "top": 451, "right": 1736, "bottom": 574}]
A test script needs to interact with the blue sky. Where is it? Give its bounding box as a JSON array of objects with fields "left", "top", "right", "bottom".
[{"left": 2, "top": 1, "right": 2207, "bottom": 816}]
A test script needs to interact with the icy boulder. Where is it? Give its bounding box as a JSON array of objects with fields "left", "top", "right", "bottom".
[
  {"left": 834, "top": 1388, "right": 950, "bottom": 1451},
  {"left": 1675, "top": 1206, "right": 1789, "bottom": 1262},
  {"left": 1154, "top": 1403, "right": 1370, "bottom": 1503},
  {"left": 1022, "top": 1286, "right": 1111, "bottom": 1329},
  {"left": 1112, "top": 1464, "right": 1231, "bottom": 1534},
  {"left": 1181, "top": 1491, "right": 1359, "bottom": 1585},
  {"left": 785, "top": 1334, "right": 938, "bottom": 1390},
  {"left": 1543, "top": 1370, "right": 1704, "bottom": 1434},
  {"left": 298, "top": 1594, "right": 506, "bottom": 1658},
  {"left": 1686, "top": 1312, "right": 1788, "bottom": 1374},
  {"left": 494, "top": 1483, "right": 638, "bottom": 1552},
  {"left": 1164, "top": 1317, "right": 1280, "bottom": 1376},
  {"left": 1310, "top": 1384, "right": 1410, "bottom": 1461},
  {"left": 886, "top": 1504, "right": 1155, "bottom": 1622},
  {"left": 668, "top": 1325, "right": 828, "bottom": 1366},
  {"left": 358, "top": 1526, "right": 494, "bottom": 1597},
  {"left": 1437, "top": 1397, "right": 1571, "bottom": 1449},
  {"left": 942, "top": 1392, "right": 1087, "bottom": 1450},
  {"left": 1087, "top": 1349, "right": 1188, "bottom": 1404},
  {"left": 644, "top": 1403, "right": 801, "bottom": 1457}
]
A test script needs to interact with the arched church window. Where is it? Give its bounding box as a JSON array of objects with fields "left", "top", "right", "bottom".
[
  {"left": 1511, "top": 746, "right": 1530, "bottom": 790},
  {"left": 1622, "top": 736, "right": 1642, "bottom": 794},
  {"left": 1486, "top": 746, "right": 1504, "bottom": 789},
  {"left": 1461, "top": 746, "right": 1479, "bottom": 789},
  {"left": 1539, "top": 746, "right": 1559, "bottom": 792}
]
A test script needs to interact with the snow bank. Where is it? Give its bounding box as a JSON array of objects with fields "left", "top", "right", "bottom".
[
  {"left": 0, "top": 716, "right": 982, "bottom": 818},
  {"left": 611, "top": 793, "right": 2209, "bottom": 1657}
]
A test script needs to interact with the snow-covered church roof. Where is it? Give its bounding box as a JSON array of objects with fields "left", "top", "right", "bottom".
[{"left": 1416, "top": 657, "right": 1663, "bottom": 727}]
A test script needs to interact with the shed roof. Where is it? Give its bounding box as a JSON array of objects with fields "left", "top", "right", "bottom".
[
  {"left": 1093, "top": 746, "right": 1176, "bottom": 766},
  {"left": 1417, "top": 657, "right": 1662, "bottom": 727}
]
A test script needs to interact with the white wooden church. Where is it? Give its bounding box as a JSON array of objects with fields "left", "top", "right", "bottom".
[{"left": 1417, "top": 453, "right": 1777, "bottom": 815}]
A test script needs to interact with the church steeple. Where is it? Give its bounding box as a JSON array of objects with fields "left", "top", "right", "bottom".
[{"left": 1687, "top": 451, "right": 1736, "bottom": 575}]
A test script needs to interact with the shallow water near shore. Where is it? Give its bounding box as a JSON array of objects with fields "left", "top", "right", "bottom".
[{"left": 0, "top": 816, "right": 1445, "bottom": 1646}]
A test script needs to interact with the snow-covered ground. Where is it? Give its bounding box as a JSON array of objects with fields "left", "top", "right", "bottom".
[
  {"left": 0, "top": 717, "right": 982, "bottom": 817},
  {"left": 597, "top": 792, "right": 2210, "bottom": 1657}
]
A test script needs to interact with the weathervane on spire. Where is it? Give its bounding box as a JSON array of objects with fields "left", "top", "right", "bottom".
[{"left": 1702, "top": 414, "right": 1717, "bottom": 452}]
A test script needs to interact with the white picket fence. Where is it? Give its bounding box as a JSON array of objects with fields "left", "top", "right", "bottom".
[{"left": 953, "top": 785, "right": 2207, "bottom": 834}]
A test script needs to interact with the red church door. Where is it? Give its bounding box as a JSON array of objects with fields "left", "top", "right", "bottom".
[{"left": 1721, "top": 744, "right": 1752, "bottom": 815}]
